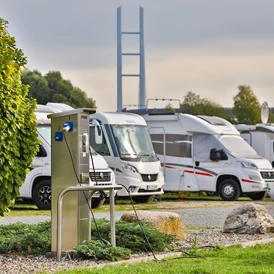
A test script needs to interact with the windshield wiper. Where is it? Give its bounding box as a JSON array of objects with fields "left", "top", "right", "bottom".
[
  {"left": 138, "top": 154, "right": 155, "bottom": 157},
  {"left": 120, "top": 153, "right": 139, "bottom": 157}
]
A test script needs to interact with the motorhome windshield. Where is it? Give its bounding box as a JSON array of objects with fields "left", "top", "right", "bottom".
[
  {"left": 111, "top": 125, "right": 158, "bottom": 162},
  {"left": 37, "top": 125, "right": 51, "bottom": 146},
  {"left": 218, "top": 135, "right": 261, "bottom": 159}
]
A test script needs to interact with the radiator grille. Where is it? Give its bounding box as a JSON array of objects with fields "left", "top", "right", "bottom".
[
  {"left": 141, "top": 174, "right": 158, "bottom": 182},
  {"left": 89, "top": 172, "right": 111, "bottom": 182},
  {"left": 261, "top": 171, "right": 274, "bottom": 179}
]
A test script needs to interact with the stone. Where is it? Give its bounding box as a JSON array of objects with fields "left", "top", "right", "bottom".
[
  {"left": 120, "top": 210, "right": 187, "bottom": 240},
  {"left": 223, "top": 203, "right": 274, "bottom": 234}
]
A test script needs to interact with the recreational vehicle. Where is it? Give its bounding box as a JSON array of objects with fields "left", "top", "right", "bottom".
[
  {"left": 235, "top": 124, "right": 274, "bottom": 168},
  {"left": 19, "top": 105, "right": 115, "bottom": 209},
  {"left": 142, "top": 113, "right": 274, "bottom": 201},
  {"left": 89, "top": 112, "right": 165, "bottom": 203}
]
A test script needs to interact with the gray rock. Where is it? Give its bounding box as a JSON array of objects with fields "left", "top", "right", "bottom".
[{"left": 223, "top": 203, "right": 274, "bottom": 234}]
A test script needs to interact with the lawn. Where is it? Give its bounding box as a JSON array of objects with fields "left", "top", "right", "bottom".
[{"left": 53, "top": 242, "right": 274, "bottom": 274}]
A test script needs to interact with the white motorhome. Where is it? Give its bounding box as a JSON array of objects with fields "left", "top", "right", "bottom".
[
  {"left": 19, "top": 105, "right": 115, "bottom": 209},
  {"left": 235, "top": 124, "right": 274, "bottom": 168},
  {"left": 142, "top": 113, "right": 274, "bottom": 201},
  {"left": 89, "top": 112, "right": 165, "bottom": 203}
]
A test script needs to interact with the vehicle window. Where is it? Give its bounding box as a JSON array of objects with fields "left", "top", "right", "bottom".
[
  {"left": 37, "top": 125, "right": 51, "bottom": 145},
  {"left": 89, "top": 127, "right": 110, "bottom": 156}
]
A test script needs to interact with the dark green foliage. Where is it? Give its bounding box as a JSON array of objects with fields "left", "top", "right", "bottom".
[
  {"left": 0, "top": 221, "right": 51, "bottom": 254},
  {"left": 74, "top": 240, "right": 131, "bottom": 261},
  {"left": 21, "top": 70, "right": 97, "bottom": 108},
  {"left": 182, "top": 91, "right": 233, "bottom": 122},
  {"left": 0, "top": 219, "right": 174, "bottom": 261},
  {"left": 0, "top": 18, "right": 39, "bottom": 216},
  {"left": 91, "top": 219, "right": 175, "bottom": 253}
]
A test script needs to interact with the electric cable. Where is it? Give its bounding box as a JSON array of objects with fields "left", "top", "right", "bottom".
[
  {"left": 63, "top": 132, "right": 111, "bottom": 245},
  {"left": 118, "top": 183, "right": 159, "bottom": 261}
]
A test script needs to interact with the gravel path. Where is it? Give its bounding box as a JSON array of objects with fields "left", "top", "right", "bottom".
[{"left": 1, "top": 205, "right": 274, "bottom": 273}]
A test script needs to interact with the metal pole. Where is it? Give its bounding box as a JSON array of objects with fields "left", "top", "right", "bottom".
[
  {"left": 139, "top": 6, "right": 146, "bottom": 109},
  {"left": 109, "top": 189, "right": 116, "bottom": 246},
  {"left": 57, "top": 185, "right": 122, "bottom": 260},
  {"left": 117, "top": 7, "right": 122, "bottom": 112}
]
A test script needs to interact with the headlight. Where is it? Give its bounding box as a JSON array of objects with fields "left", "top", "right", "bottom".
[
  {"left": 238, "top": 161, "right": 258, "bottom": 170},
  {"left": 122, "top": 164, "right": 138, "bottom": 173}
]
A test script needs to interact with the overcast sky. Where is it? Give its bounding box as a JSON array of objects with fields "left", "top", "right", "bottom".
[{"left": 1, "top": 0, "right": 274, "bottom": 111}]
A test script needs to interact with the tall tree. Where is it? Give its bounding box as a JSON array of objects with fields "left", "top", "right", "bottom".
[
  {"left": 0, "top": 19, "right": 39, "bottom": 215},
  {"left": 183, "top": 91, "right": 201, "bottom": 106},
  {"left": 182, "top": 91, "right": 232, "bottom": 121},
  {"left": 233, "top": 85, "right": 260, "bottom": 124},
  {"left": 22, "top": 70, "right": 96, "bottom": 109},
  {"left": 21, "top": 70, "right": 49, "bottom": 104}
]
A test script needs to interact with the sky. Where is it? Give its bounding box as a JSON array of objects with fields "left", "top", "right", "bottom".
[{"left": 1, "top": 0, "right": 274, "bottom": 111}]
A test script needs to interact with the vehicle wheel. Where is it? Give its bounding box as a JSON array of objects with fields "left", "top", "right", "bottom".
[
  {"left": 33, "top": 179, "right": 51, "bottom": 210},
  {"left": 247, "top": 191, "right": 267, "bottom": 200},
  {"left": 132, "top": 195, "right": 153, "bottom": 203},
  {"left": 91, "top": 197, "right": 105, "bottom": 209},
  {"left": 206, "top": 191, "right": 217, "bottom": 197},
  {"left": 218, "top": 179, "right": 240, "bottom": 201}
]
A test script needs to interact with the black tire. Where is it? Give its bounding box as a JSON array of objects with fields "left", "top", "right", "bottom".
[
  {"left": 132, "top": 195, "right": 154, "bottom": 203},
  {"left": 33, "top": 179, "right": 51, "bottom": 210},
  {"left": 247, "top": 191, "right": 267, "bottom": 200},
  {"left": 91, "top": 197, "right": 105, "bottom": 209},
  {"left": 218, "top": 179, "right": 240, "bottom": 201},
  {"left": 206, "top": 191, "right": 217, "bottom": 197}
]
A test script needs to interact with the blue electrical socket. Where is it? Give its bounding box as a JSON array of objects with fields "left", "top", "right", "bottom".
[
  {"left": 63, "top": 122, "right": 73, "bottom": 132},
  {"left": 55, "top": 131, "right": 63, "bottom": 141}
]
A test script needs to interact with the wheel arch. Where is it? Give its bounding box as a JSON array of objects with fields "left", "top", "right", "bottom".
[
  {"left": 32, "top": 176, "right": 51, "bottom": 198},
  {"left": 216, "top": 174, "right": 242, "bottom": 194}
]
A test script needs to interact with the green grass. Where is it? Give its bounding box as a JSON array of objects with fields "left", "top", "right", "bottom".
[
  {"left": 6, "top": 199, "right": 50, "bottom": 217},
  {"left": 53, "top": 243, "right": 274, "bottom": 274}
]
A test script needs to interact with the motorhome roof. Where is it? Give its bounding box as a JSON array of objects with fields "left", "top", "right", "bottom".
[
  {"left": 35, "top": 112, "right": 51, "bottom": 125},
  {"left": 143, "top": 113, "right": 239, "bottom": 135},
  {"left": 235, "top": 124, "right": 274, "bottom": 133},
  {"left": 36, "top": 104, "right": 60, "bottom": 113},
  {"left": 90, "top": 112, "right": 147, "bottom": 126},
  {"left": 46, "top": 102, "right": 75, "bottom": 112}
]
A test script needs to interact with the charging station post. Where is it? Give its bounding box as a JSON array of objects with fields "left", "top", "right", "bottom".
[{"left": 49, "top": 108, "right": 95, "bottom": 254}]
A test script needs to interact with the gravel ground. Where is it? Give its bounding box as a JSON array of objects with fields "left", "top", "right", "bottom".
[{"left": 1, "top": 205, "right": 274, "bottom": 273}]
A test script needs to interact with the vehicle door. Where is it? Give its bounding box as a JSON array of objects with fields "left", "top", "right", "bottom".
[{"left": 193, "top": 134, "right": 226, "bottom": 191}]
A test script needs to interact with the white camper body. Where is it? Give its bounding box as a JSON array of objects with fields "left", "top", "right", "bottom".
[
  {"left": 235, "top": 124, "right": 274, "bottom": 170},
  {"left": 19, "top": 105, "right": 115, "bottom": 209},
  {"left": 142, "top": 113, "right": 274, "bottom": 201},
  {"left": 89, "top": 112, "right": 165, "bottom": 203}
]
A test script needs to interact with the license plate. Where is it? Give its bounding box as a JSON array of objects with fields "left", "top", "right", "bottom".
[
  {"left": 146, "top": 185, "right": 157, "bottom": 190},
  {"left": 265, "top": 181, "right": 274, "bottom": 188}
]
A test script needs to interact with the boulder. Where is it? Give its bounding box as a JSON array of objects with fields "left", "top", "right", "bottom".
[
  {"left": 223, "top": 203, "right": 274, "bottom": 234},
  {"left": 120, "top": 210, "right": 186, "bottom": 240}
]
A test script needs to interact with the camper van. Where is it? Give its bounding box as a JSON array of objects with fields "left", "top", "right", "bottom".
[
  {"left": 235, "top": 124, "right": 274, "bottom": 167},
  {"left": 19, "top": 105, "right": 115, "bottom": 209},
  {"left": 142, "top": 113, "right": 274, "bottom": 201},
  {"left": 89, "top": 112, "right": 165, "bottom": 203}
]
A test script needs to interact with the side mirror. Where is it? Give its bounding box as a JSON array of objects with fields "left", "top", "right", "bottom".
[
  {"left": 210, "top": 149, "right": 228, "bottom": 161},
  {"left": 91, "top": 119, "right": 103, "bottom": 144},
  {"left": 36, "top": 144, "right": 47, "bottom": 157}
]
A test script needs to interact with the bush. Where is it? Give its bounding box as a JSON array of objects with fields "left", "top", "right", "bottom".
[
  {"left": 0, "top": 219, "right": 175, "bottom": 261},
  {"left": 0, "top": 222, "right": 51, "bottom": 254},
  {"left": 74, "top": 240, "right": 131, "bottom": 261},
  {"left": 91, "top": 219, "right": 175, "bottom": 253}
]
